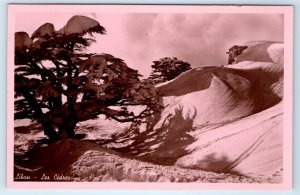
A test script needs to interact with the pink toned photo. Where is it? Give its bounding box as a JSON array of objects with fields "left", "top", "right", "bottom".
[{"left": 7, "top": 5, "right": 293, "bottom": 190}]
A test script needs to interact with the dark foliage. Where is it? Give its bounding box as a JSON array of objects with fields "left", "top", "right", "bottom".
[
  {"left": 14, "top": 15, "right": 161, "bottom": 142},
  {"left": 149, "top": 57, "right": 192, "bottom": 84}
]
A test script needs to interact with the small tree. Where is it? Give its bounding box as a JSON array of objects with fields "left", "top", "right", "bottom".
[
  {"left": 149, "top": 57, "right": 192, "bottom": 83},
  {"left": 14, "top": 15, "right": 160, "bottom": 142},
  {"left": 226, "top": 45, "right": 248, "bottom": 64}
]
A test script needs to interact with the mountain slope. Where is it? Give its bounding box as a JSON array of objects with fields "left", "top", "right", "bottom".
[
  {"left": 78, "top": 42, "right": 284, "bottom": 175},
  {"left": 105, "top": 41, "right": 284, "bottom": 181},
  {"left": 153, "top": 41, "right": 284, "bottom": 181},
  {"left": 176, "top": 102, "right": 283, "bottom": 182},
  {"left": 157, "top": 62, "right": 282, "bottom": 126},
  {"left": 14, "top": 41, "right": 285, "bottom": 182}
]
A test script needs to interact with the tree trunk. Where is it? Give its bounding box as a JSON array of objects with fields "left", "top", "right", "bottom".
[
  {"left": 41, "top": 121, "right": 60, "bottom": 142},
  {"left": 63, "top": 118, "right": 77, "bottom": 139},
  {"left": 18, "top": 88, "right": 60, "bottom": 142},
  {"left": 53, "top": 114, "right": 78, "bottom": 139},
  {"left": 42, "top": 118, "right": 78, "bottom": 141}
]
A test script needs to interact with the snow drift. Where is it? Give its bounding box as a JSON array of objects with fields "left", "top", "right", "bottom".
[
  {"left": 157, "top": 63, "right": 282, "bottom": 126},
  {"left": 97, "top": 41, "right": 284, "bottom": 181},
  {"left": 152, "top": 41, "right": 283, "bottom": 181}
]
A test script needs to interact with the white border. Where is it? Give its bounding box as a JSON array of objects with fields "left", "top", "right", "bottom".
[{"left": 7, "top": 4, "right": 294, "bottom": 190}]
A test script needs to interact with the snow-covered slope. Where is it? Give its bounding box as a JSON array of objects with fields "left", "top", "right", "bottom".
[
  {"left": 176, "top": 102, "right": 283, "bottom": 182},
  {"left": 235, "top": 41, "right": 283, "bottom": 65},
  {"left": 157, "top": 42, "right": 283, "bottom": 124},
  {"left": 103, "top": 41, "right": 284, "bottom": 180},
  {"left": 150, "top": 41, "right": 283, "bottom": 180},
  {"left": 14, "top": 41, "right": 285, "bottom": 182},
  {"left": 157, "top": 63, "right": 282, "bottom": 126},
  {"left": 76, "top": 42, "right": 284, "bottom": 177}
]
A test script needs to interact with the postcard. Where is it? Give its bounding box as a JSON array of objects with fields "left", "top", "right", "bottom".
[{"left": 7, "top": 4, "right": 293, "bottom": 190}]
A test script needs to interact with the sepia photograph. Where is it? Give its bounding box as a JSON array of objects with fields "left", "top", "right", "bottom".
[{"left": 7, "top": 4, "right": 293, "bottom": 190}]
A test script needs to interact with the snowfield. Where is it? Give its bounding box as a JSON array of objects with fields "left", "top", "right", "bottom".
[{"left": 14, "top": 41, "right": 285, "bottom": 183}]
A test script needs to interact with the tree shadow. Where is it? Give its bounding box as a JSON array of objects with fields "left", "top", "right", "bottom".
[
  {"left": 190, "top": 153, "right": 243, "bottom": 176},
  {"left": 14, "top": 122, "right": 42, "bottom": 134},
  {"left": 14, "top": 139, "right": 112, "bottom": 181},
  {"left": 107, "top": 105, "right": 197, "bottom": 166}
]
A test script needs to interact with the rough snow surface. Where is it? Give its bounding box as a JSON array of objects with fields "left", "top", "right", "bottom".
[
  {"left": 71, "top": 148, "right": 261, "bottom": 183},
  {"left": 14, "top": 139, "right": 263, "bottom": 183}
]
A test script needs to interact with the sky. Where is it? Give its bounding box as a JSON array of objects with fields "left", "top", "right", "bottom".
[{"left": 15, "top": 12, "right": 284, "bottom": 77}]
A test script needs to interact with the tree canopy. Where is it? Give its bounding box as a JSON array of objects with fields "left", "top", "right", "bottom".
[
  {"left": 149, "top": 57, "right": 192, "bottom": 84},
  {"left": 14, "top": 15, "right": 161, "bottom": 141}
]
